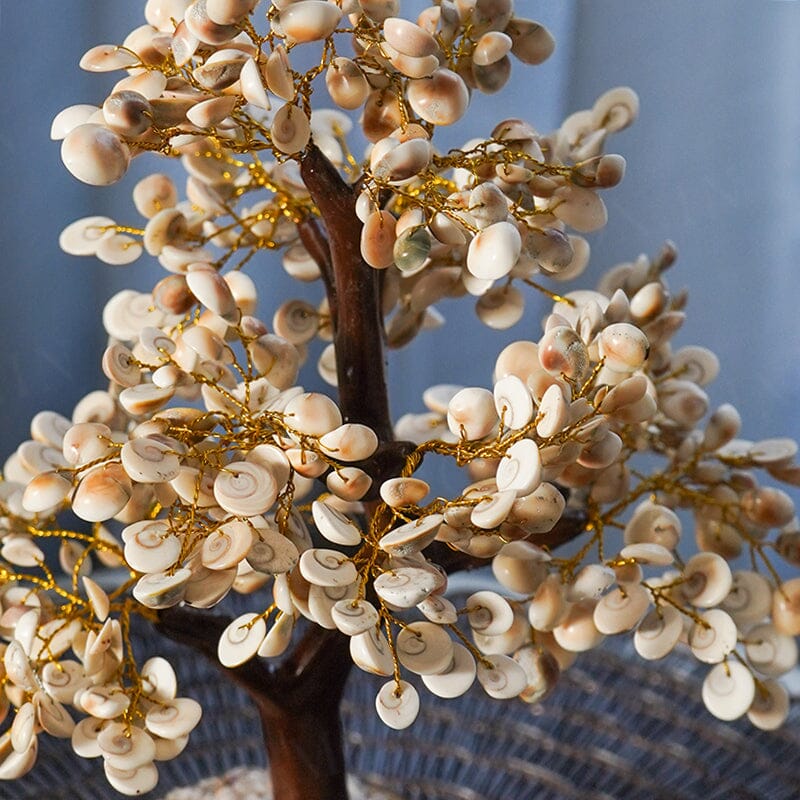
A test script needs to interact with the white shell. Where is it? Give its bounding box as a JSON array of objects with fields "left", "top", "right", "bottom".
[
  {"left": 280, "top": 1, "right": 342, "bottom": 43},
  {"left": 122, "top": 520, "right": 181, "bottom": 574},
  {"left": 145, "top": 698, "right": 202, "bottom": 739},
  {"left": 619, "top": 542, "right": 674, "bottom": 566},
  {"left": 681, "top": 552, "right": 732, "bottom": 608},
  {"left": 491, "top": 541, "right": 549, "bottom": 595},
  {"left": 702, "top": 661, "right": 755, "bottom": 721},
  {"left": 634, "top": 605, "right": 684, "bottom": 660},
  {"left": 375, "top": 680, "right": 419, "bottom": 730},
  {"left": 51, "top": 104, "right": 99, "bottom": 140},
  {"left": 467, "top": 221, "right": 522, "bottom": 281},
  {"left": 141, "top": 657, "right": 177, "bottom": 702},
  {"left": 246, "top": 528, "right": 300, "bottom": 575},
  {"left": 331, "top": 599, "right": 379, "bottom": 636},
  {"left": 319, "top": 424, "right": 379, "bottom": 462},
  {"left": 202, "top": 520, "right": 255, "bottom": 571},
  {"left": 467, "top": 591, "right": 514, "bottom": 637},
  {"left": 11, "top": 702, "right": 36, "bottom": 753},
  {"left": 218, "top": 612, "right": 267, "bottom": 667},
  {"left": 396, "top": 621, "right": 453, "bottom": 675},
  {"left": 61, "top": 124, "right": 130, "bottom": 186},
  {"left": 213, "top": 461, "right": 278, "bottom": 516},
  {"left": 374, "top": 567, "right": 439, "bottom": 608},
  {"left": 720, "top": 570, "right": 772, "bottom": 627},
  {"left": 379, "top": 477, "right": 430, "bottom": 508},
  {"left": 132, "top": 568, "right": 192, "bottom": 609},
  {"left": 420, "top": 643, "right": 476, "bottom": 698},
  {"left": 623, "top": 501, "right": 681, "bottom": 549},
  {"left": 186, "top": 268, "right": 237, "bottom": 320},
  {"left": 447, "top": 387, "right": 497, "bottom": 440},
  {"left": 406, "top": 69, "right": 469, "bottom": 126},
  {"left": 417, "top": 594, "right": 458, "bottom": 625},
  {"left": 240, "top": 57, "right": 270, "bottom": 110},
  {"left": 552, "top": 601, "right": 605, "bottom": 652},
  {"left": 469, "top": 489, "right": 514, "bottom": 530},
  {"left": 379, "top": 514, "right": 442, "bottom": 556},
  {"left": 744, "top": 622, "right": 798, "bottom": 677},
  {"left": 121, "top": 436, "right": 181, "bottom": 483},
  {"left": 383, "top": 17, "right": 437, "bottom": 57},
  {"left": 271, "top": 103, "right": 311, "bottom": 155},
  {"left": 79, "top": 685, "right": 130, "bottom": 719},
  {"left": 59, "top": 215, "right": 115, "bottom": 255},
  {"left": 119, "top": 384, "right": 175, "bottom": 416},
  {"left": 747, "top": 679, "right": 790, "bottom": 731},
  {"left": 476, "top": 654, "right": 527, "bottom": 699},
  {"left": 97, "top": 724, "right": 156, "bottom": 770},
  {"left": 349, "top": 628, "right": 394, "bottom": 676},
  {"left": 308, "top": 583, "right": 357, "bottom": 629},
  {"left": 689, "top": 609, "right": 738, "bottom": 664},
  {"left": 493, "top": 375, "right": 533, "bottom": 430},
  {"left": 258, "top": 612, "right": 295, "bottom": 657},
  {"left": 598, "top": 323, "right": 649, "bottom": 373},
  {"left": 299, "top": 548, "right": 358, "bottom": 587},
  {"left": 72, "top": 463, "right": 132, "bottom": 523},
  {"left": 592, "top": 584, "right": 650, "bottom": 635},
  {"left": 35, "top": 692, "right": 75, "bottom": 739},
  {"left": 495, "top": 438, "right": 542, "bottom": 497}
]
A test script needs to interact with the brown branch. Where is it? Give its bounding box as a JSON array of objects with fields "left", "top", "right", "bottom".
[
  {"left": 297, "top": 215, "right": 336, "bottom": 316},
  {"left": 300, "top": 144, "right": 394, "bottom": 444},
  {"left": 427, "top": 508, "right": 590, "bottom": 574}
]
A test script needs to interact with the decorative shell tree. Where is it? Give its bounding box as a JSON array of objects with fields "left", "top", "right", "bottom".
[{"left": 2, "top": 1, "right": 799, "bottom": 798}]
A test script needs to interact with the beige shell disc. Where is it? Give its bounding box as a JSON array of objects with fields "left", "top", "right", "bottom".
[
  {"left": 374, "top": 567, "right": 439, "bottom": 608},
  {"left": 495, "top": 439, "right": 542, "bottom": 497},
  {"left": 218, "top": 612, "right": 267, "bottom": 668},
  {"left": 476, "top": 654, "right": 527, "bottom": 699},
  {"left": 104, "top": 761, "right": 160, "bottom": 796},
  {"left": 202, "top": 520, "right": 255, "bottom": 571},
  {"left": 379, "top": 514, "right": 442, "bottom": 556},
  {"left": 59, "top": 215, "right": 115, "bottom": 255},
  {"left": 493, "top": 375, "right": 533, "bottom": 431},
  {"left": 258, "top": 612, "right": 295, "bottom": 658},
  {"left": 78, "top": 684, "right": 130, "bottom": 719},
  {"left": 141, "top": 656, "right": 177, "bottom": 702},
  {"left": 145, "top": 697, "right": 202, "bottom": 739},
  {"left": 467, "top": 591, "right": 514, "bottom": 637},
  {"left": 349, "top": 628, "right": 394, "bottom": 676},
  {"left": 312, "top": 500, "right": 362, "bottom": 546},
  {"left": 421, "top": 643, "right": 476, "bottom": 699},
  {"left": 122, "top": 520, "right": 181, "bottom": 574},
  {"left": 132, "top": 567, "right": 192, "bottom": 609},
  {"left": 61, "top": 123, "right": 130, "bottom": 186},
  {"left": 375, "top": 680, "right": 419, "bottom": 730},
  {"left": 396, "top": 621, "right": 453, "bottom": 675},
  {"left": 593, "top": 584, "right": 650, "bottom": 635},
  {"left": 681, "top": 552, "right": 732, "bottom": 608},
  {"left": 298, "top": 548, "right": 358, "bottom": 587},
  {"left": 246, "top": 527, "right": 300, "bottom": 575},
  {"left": 331, "top": 599, "right": 380, "bottom": 636},
  {"left": 213, "top": 461, "right": 278, "bottom": 516},
  {"left": 702, "top": 661, "right": 754, "bottom": 721},
  {"left": 72, "top": 463, "right": 132, "bottom": 523},
  {"left": 745, "top": 622, "right": 798, "bottom": 677},
  {"left": 98, "top": 723, "right": 156, "bottom": 770}
]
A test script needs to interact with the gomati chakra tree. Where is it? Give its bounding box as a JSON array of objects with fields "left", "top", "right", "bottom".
[{"left": 1, "top": 0, "right": 799, "bottom": 797}]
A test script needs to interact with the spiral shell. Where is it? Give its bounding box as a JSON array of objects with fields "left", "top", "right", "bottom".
[
  {"left": 202, "top": 520, "right": 255, "bottom": 571},
  {"left": 213, "top": 461, "right": 278, "bottom": 517}
]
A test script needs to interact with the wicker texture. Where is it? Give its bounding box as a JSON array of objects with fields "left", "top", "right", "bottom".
[{"left": 5, "top": 608, "right": 799, "bottom": 800}]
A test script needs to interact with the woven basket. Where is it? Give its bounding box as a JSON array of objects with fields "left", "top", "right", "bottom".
[{"left": 7, "top": 599, "right": 799, "bottom": 800}]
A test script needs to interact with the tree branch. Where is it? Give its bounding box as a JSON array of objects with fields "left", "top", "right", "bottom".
[{"left": 300, "top": 144, "right": 394, "bottom": 444}]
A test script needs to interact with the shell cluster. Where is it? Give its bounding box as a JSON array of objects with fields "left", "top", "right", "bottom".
[{"left": 1, "top": 0, "right": 798, "bottom": 795}]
